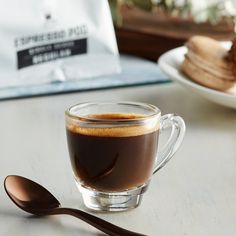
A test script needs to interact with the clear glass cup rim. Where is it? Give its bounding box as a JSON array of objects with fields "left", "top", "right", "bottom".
[{"left": 65, "top": 101, "right": 161, "bottom": 123}]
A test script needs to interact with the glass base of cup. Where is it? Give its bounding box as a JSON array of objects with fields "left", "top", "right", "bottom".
[{"left": 77, "top": 182, "right": 149, "bottom": 212}]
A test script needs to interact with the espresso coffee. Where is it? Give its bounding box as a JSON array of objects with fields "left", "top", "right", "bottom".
[{"left": 66, "top": 113, "right": 159, "bottom": 192}]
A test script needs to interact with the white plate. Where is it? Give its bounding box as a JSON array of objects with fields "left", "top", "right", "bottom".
[{"left": 158, "top": 46, "right": 236, "bottom": 109}]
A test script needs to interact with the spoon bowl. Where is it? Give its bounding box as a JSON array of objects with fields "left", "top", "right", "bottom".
[
  {"left": 4, "top": 175, "right": 146, "bottom": 236},
  {"left": 5, "top": 175, "right": 60, "bottom": 214}
]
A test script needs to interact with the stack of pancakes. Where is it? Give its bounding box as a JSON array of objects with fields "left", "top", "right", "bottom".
[{"left": 182, "top": 36, "right": 236, "bottom": 92}]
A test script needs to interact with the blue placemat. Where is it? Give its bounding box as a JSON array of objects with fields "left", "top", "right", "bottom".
[{"left": 0, "top": 55, "right": 170, "bottom": 100}]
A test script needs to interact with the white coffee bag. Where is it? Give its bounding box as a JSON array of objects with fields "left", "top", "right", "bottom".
[{"left": 0, "top": 0, "right": 120, "bottom": 88}]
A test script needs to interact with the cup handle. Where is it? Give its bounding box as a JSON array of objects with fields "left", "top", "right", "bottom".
[{"left": 153, "top": 114, "right": 186, "bottom": 174}]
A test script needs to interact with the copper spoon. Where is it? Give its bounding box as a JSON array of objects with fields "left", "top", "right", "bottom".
[{"left": 4, "top": 175, "right": 146, "bottom": 236}]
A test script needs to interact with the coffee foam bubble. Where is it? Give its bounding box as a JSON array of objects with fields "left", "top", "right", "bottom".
[
  {"left": 66, "top": 113, "right": 159, "bottom": 137},
  {"left": 67, "top": 124, "right": 159, "bottom": 137}
]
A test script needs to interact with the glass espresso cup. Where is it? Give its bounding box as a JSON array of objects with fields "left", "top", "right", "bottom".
[{"left": 65, "top": 101, "right": 185, "bottom": 211}]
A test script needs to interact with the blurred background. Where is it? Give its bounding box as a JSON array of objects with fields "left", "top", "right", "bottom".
[{"left": 109, "top": 0, "right": 236, "bottom": 60}]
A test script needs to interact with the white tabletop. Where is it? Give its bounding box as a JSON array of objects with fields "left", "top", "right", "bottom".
[{"left": 0, "top": 83, "right": 235, "bottom": 236}]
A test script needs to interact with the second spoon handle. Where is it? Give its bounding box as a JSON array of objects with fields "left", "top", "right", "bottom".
[{"left": 47, "top": 207, "right": 146, "bottom": 236}]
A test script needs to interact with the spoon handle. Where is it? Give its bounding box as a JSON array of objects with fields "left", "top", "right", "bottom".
[{"left": 47, "top": 207, "right": 147, "bottom": 236}]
